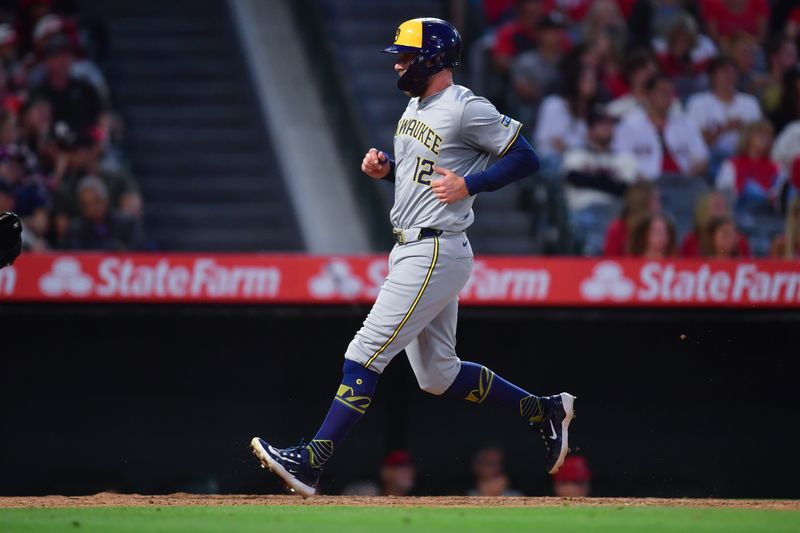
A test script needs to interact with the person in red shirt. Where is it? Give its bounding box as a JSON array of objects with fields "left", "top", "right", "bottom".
[
  {"left": 715, "top": 119, "right": 786, "bottom": 212},
  {"left": 628, "top": 212, "right": 678, "bottom": 259},
  {"left": 706, "top": 215, "right": 743, "bottom": 258},
  {"left": 702, "top": 0, "right": 769, "bottom": 48},
  {"left": 680, "top": 191, "right": 751, "bottom": 257},
  {"left": 492, "top": 0, "right": 549, "bottom": 73},
  {"left": 654, "top": 13, "right": 716, "bottom": 102},
  {"left": 603, "top": 181, "right": 660, "bottom": 256}
]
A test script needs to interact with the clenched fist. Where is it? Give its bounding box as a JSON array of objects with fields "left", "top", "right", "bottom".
[
  {"left": 431, "top": 166, "right": 469, "bottom": 204},
  {"left": 361, "top": 148, "right": 391, "bottom": 179}
]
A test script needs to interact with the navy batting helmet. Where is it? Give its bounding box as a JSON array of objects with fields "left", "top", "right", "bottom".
[
  {"left": 0, "top": 211, "right": 21, "bottom": 269},
  {"left": 382, "top": 18, "right": 461, "bottom": 96}
]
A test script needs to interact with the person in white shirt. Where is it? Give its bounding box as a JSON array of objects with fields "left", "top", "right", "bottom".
[
  {"left": 771, "top": 120, "right": 800, "bottom": 176},
  {"left": 563, "top": 104, "right": 637, "bottom": 212},
  {"left": 564, "top": 104, "right": 638, "bottom": 255},
  {"left": 685, "top": 56, "right": 762, "bottom": 161},
  {"left": 534, "top": 61, "right": 597, "bottom": 163},
  {"left": 606, "top": 48, "right": 658, "bottom": 120},
  {"left": 613, "top": 74, "right": 708, "bottom": 182}
]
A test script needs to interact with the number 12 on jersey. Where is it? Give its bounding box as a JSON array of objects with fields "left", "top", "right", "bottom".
[{"left": 413, "top": 156, "right": 435, "bottom": 186}]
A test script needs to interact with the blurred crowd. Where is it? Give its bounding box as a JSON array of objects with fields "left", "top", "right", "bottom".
[
  {"left": 468, "top": 0, "right": 800, "bottom": 258},
  {"left": 0, "top": 0, "right": 143, "bottom": 253},
  {"left": 341, "top": 446, "right": 592, "bottom": 497}
]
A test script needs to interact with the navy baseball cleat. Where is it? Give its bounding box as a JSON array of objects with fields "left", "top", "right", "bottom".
[
  {"left": 534, "top": 392, "right": 576, "bottom": 474},
  {"left": 250, "top": 437, "right": 322, "bottom": 497}
]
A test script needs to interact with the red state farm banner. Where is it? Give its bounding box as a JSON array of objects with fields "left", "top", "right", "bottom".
[{"left": 0, "top": 253, "right": 799, "bottom": 307}]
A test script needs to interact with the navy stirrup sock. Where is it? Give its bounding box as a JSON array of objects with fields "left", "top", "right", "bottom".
[
  {"left": 306, "top": 360, "right": 379, "bottom": 468},
  {"left": 444, "top": 361, "right": 545, "bottom": 423}
]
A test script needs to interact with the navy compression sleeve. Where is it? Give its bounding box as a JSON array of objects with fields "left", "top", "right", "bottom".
[{"left": 463, "top": 135, "right": 540, "bottom": 195}]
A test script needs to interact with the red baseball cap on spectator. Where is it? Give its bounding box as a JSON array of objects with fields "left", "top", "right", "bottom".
[
  {"left": 382, "top": 450, "right": 413, "bottom": 468},
  {"left": 553, "top": 455, "right": 592, "bottom": 483}
]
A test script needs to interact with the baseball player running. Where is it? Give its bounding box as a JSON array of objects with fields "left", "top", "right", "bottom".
[{"left": 252, "top": 18, "right": 575, "bottom": 497}]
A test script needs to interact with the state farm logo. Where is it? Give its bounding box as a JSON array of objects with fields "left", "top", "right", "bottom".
[
  {"left": 37, "top": 257, "right": 281, "bottom": 299},
  {"left": 460, "top": 261, "right": 550, "bottom": 301},
  {"left": 580, "top": 261, "right": 635, "bottom": 301},
  {"left": 579, "top": 261, "right": 800, "bottom": 304},
  {"left": 39, "top": 257, "right": 93, "bottom": 296},
  {"left": 309, "top": 259, "right": 363, "bottom": 298}
]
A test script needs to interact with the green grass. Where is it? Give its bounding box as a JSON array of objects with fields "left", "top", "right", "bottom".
[{"left": 1, "top": 505, "right": 798, "bottom": 533}]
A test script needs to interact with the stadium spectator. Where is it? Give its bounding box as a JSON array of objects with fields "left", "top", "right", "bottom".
[
  {"left": 0, "top": 23, "right": 21, "bottom": 85},
  {"left": 715, "top": 120, "right": 785, "bottom": 213},
  {"left": 510, "top": 12, "right": 568, "bottom": 126},
  {"left": 557, "top": 0, "right": 592, "bottom": 25},
  {"left": 769, "top": 65, "right": 800, "bottom": 134},
  {"left": 627, "top": 0, "right": 703, "bottom": 49},
  {"left": 29, "top": 33, "right": 108, "bottom": 142},
  {"left": 564, "top": 104, "right": 636, "bottom": 207},
  {"left": 603, "top": 181, "right": 660, "bottom": 256},
  {"left": 606, "top": 48, "right": 658, "bottom": 119},
  {"left": 19, "top": 95, "right": 51, "bottom": 157},
  {"left": 613, "top": 74, "right": 708, "bottom": 181},
  {"left": 27, "top": 15, "right": 109, "bottom": 100},
  {"left": 0, "top": 179, "right": 13, "bottom": 213},
  {"left": 680, "top": 191, "right": 750, "bottom": 257},
  {"left": 729, "top": 32, "right": 760, "bottom": 96},
  {"left": 628, "top": 212, "right": 677, "bottom": 258},
  {"left": 770, "top": 196, "right": 800, "bottom": 258},
  {"left": 652, "top": 12, "right": 717, "bottom": 102},
  {"left": 552, "top": 455, "right": 592, "bottom": 497},
  {"left": 686, "top": 56, "right": 762, "bottom": 170},
  {"left": 482, "top": 0, "right": 518, "bottom": 27},
  {"left": 760, "top": 37, "right": 798, "bottom": 117},
  {"left": 50, "top": 129, "right": 141, "bottom": 239},
  {"left": 491, "top": 0, "right": 548, "bottom": 74},
  {"left": 16, "top": 0, "right": 61, "bottom": 56},
  {"left": 467, "top": 446, "right": 523, "bottom": 497},
  {"left": 701, "top": 0, "right": 769, "bottom": 48},
  {"left": 582, "top": 0, "right": 626, "bottom": 46},
  {"left": 563, "top": 104, "right": 637, "bottom": 254},
  {"left": 534, "top": 59, "right": 597, "bottom": 163},
  {"left": 771, "top": 120, "right": 800, "bottom": 178},
  {"left": 705, "top": 214, "right": 742, "bottom": 258},
  {"left": 378, "top": 450, "right": 416, "bottom": 497},
  {"left": 581, "top": 0, "right": 627, "bottom": 84},
  {"left": 63, "top": 176, "right": 143, "bottom": 251},
  {"left": 19, "top": 201, "right": 48, "bottom": 251},
  {"left": 582, "top": 27, "right": 625, "bottom": 101},
  {"left": 0, "top": 106, "right": 15, "bottom": 145}
]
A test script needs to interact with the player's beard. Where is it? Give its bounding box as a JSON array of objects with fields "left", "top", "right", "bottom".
[{"left": 400, "top": 76, "right": 429, "bottom": 98}]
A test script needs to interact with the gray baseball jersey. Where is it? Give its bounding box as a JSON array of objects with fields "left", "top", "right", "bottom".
[
  {"left": 390, "top": 84, "right": 522, "bottom": 232},
  {"left": 345, "top": 84, "right": 524, "bottom": 394}
]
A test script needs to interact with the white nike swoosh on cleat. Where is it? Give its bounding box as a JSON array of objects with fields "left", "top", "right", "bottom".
[
  {"left": 548, "top": 420, "right": 558, "bottom": 440},
  {"left": 253, "top": 438, "right": 316, "bottom": 497}
]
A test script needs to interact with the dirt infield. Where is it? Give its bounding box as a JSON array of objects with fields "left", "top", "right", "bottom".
[{"left": 0, "top": 493, "right": 798, "bottom": 510}]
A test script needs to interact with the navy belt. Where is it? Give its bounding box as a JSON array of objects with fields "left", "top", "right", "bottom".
[{"left": 392, "top": 227, "right": 443, "bottom": 245}]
